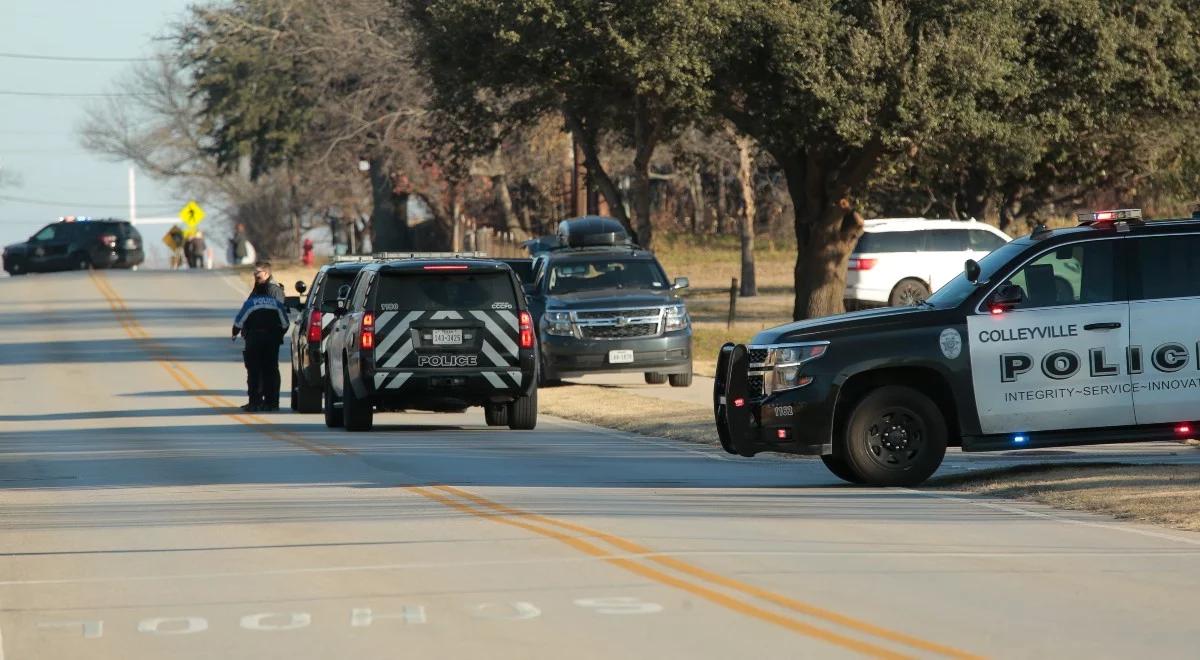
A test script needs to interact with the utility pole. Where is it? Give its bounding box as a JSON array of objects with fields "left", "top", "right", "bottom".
[{"left": 128, "top": 167, "right": 136, "bottom": 224}]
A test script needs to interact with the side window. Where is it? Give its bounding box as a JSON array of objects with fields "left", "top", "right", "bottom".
[
  {"left": 925, "top": 229, "right": 968, "bottom": 252},
  {"left": 1133, "top": 234, "right": 1200, "bottom": 300},
  {"left": 351, "top": 273, "right": 374, "bottom": 310},
  {"left": 1002, "top": 240, "right": 1119, "bottom": 309},
  {"left": 307, "top": 273, "right": 325, "bottom": 309},
  {"left": 970, "top": 230, "right": 1007, "bottom": 252},
  {"left": 33, "top": 226, "right": 56, "bottom": 241},
  {"left": 853, "top": 231, "right": 925, "bottom": 253}
]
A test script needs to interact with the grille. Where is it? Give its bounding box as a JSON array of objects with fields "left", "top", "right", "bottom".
[
  {"left": 575, "top": 308, "right": 661, "bottom": 320},
  {"left": 582, "top": 323, "right": 658, "bottom": 339},
  {"left": 747, "top": 375, "right": 765, "bottom": 397},
  {"left": 748, "top": 348, "right": 769, "bottom": 364}
]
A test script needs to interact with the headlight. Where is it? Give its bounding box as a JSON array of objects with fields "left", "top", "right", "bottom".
[
  {"left": 753, "top": 342, "right": 828, "bottom": 395},
  {"left": 664, "top": 304, "right": 689, "bottom": 332},
  {"left": 543, "top": 311, "right": 573, "bottom": 337}
]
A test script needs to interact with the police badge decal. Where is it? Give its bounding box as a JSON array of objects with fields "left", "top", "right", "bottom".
[{"left": 939, "top": 328, "right": 962, "bottom": 360}]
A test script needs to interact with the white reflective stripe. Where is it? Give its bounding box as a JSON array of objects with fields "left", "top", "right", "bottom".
[
  {"left": 373, "top": 373, "right": 388, "bottom": 388},
  {"left": 496, "top": 310, "right": 519, "bottom": 332},
  {"left": 381, "top": 339, "right": 414, "bottom": 368},
  {"left": 386, "top": 373, "right": 412, "bottom": 389},
  {"left": 471, "top": 311, "right": 518, "bottom": 356},
  {"left": 431, "top": 311, "right": 462, "bottom": 320},
  {"left": 375, "top": 311, "right": 422, "bottom": 358},
  {"left": 508, "top": 370, "right": 522, "bottom": 386},
  {"left": 322, "top": 313, "right": 335, "bottom": 328},
  {"left": 374, "top": 311, "right": 397, "bottom": 332},
  {"left": 481, "top": 371, "right": 506, "bottom": 389},
  {"left": 480, "top": 340, "right": 508, "bottom": 367}
]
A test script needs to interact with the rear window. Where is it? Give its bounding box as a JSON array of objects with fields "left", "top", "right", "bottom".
[
  {"left": 322, "top": 272, "right": 357, "bottom": 303},
  {"left": 853, "top": 231, "right": 926, "bottom": 253},
  {"left": 375, "top": 271, "right": 517, "bottom": 310}
]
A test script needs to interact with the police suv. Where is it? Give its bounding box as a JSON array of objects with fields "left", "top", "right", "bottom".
[
  {"left": 323, "top": 254, "right": 537, "bottom": 431},
  {"left": 289, "top": 258, "right": 375, "bottom": 413},
  {"left": 715, "top": 209, "right": 1200, "bottom": 486}
]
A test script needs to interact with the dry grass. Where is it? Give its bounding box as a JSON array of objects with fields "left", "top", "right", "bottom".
[
  {"left": 932, "top": 462, "right": 1200, "bottom": 532},
  {"left": 541, "top": 383, "right": 723, "bottom": 449}
]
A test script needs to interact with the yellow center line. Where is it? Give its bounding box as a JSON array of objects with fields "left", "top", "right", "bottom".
[
  {"left": 434, "top": 485, "right": 981, "bottom": 660},
  {"left": 408, "top": 486, "right": 912, "bottom": 659}
]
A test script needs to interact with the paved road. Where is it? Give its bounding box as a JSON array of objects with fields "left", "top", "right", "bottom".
[{"left": 2, "top": 269, "right": 1199, "bottom": 659}]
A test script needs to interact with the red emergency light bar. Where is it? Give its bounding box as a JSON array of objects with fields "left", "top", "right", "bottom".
[{"left": 1077, "top": 208, "right": 1142, "bottom": 225}]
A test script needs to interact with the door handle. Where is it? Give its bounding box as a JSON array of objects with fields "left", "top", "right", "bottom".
[{"left": 1083, "top": 322, "right": 1122, "bottom": 331}]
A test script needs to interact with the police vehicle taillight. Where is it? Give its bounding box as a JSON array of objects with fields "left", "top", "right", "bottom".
[
  {"left": 848, "top": 257, "right": 876, "bottom": 271},
  {"left": 306, "top": 310, "right": 323, "bottom": 344},
  {"left": 97, "top": 234, "right": 117, "bottom": 248},
  {"left": 518, "top": 311, "right": 534, "bottom": 349},
  {"left": 360, "top": 313, "right": 375, "bottom": 350}
]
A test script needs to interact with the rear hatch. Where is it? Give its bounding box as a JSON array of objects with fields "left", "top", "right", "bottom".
[{"left": 372, "top": 271, "right": 521, "bottom": 371}]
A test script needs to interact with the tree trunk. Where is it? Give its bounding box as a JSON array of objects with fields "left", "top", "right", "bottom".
[
  {"left": 734, "top": 132, "right": 757, "bottom": 298},
  {"left": 690, "top": 166, "right": 706, "bottom": 235},
  {"left": 492, "top": 172, "right": 526, "bottom": 240},
  {"left": 564, "top": 111, "right": 632, "bottom": 237},
  {"left": 368, "top": 158, "right": 404, "bottom": 252},
  {"left": 630, "top": 96, "right": 658, "bottom": 250},
  {"left": 715, "top": 159, "right": 727, "bottom": 235}
]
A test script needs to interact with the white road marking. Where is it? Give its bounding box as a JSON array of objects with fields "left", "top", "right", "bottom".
[
  {"left": 472, "top": 602, "right": 540, "bottom": 620},
  {"left": 36, "top": 620, "right": 103, "bottom": 639},
  {"left": 574, "top": 597, "right": 663, "bottom": 615},
  {"left": 137, "top": 617, "right": 208, "bottom": 635},
  {"left": 351, "top": 606, "right": 426, "bottom": 627},
  {"left": 240, "top": 612, "right": 311, "bottom": 631}
]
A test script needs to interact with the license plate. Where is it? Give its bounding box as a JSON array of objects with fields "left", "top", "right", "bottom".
[
  {"left": 432, "top": 329, "right": 463, "bottom": 345},
  {"left": 608, "top": 349, "right": 634, "bottom": 364}
]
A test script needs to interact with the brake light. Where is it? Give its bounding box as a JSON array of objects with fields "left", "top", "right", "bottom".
[
  {"left": 307, "top": 310, "right": 323, "bottom": 343},
  {"left": 424, "top": 265, "right": 469, "bottom": 270},
  {"left": 360, "top": 312, "right": 375, "bottom": 350},
  {"left": 1176, "top": 423, "right": 1192, "bottom": 436},
  {"left": 990, "top": 306, "right": 1004, "bottom": 315},
  {"left": 519, "top": 310, "right": 534, "bottom": 349},
  {"left": 98, "top": 234, "right": 117, "bottom": 248},
  {"left": 848, "top": 257, "right": 876, "bottom": 271}
]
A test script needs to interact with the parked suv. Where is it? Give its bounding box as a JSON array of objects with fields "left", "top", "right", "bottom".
[
  {"left": 526, "top": 216, "right": 693, "bottom": 387},
  {"left": 323, "top": 255, "right": 537, "bottom": 431},
  {"left": 289, "top": 258, "right": 375, "bottom": 412},
  {"left": 844, "top": 218, "right": 1009, "bottom": 308},
  {"left": 3, "top": 218, "right": 144, "bottom": 275}
]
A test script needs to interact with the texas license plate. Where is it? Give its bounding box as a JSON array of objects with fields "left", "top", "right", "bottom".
[
  {"left": 432, "top": 329, "right": 463, "bottom": 345},
  {"left": 608, "top": 349, "right": 634, "bottom": 364}
]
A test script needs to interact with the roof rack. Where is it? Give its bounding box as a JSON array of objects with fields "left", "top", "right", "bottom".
[
  {"left": 331, "top": 255, "right": 377, "bottom": 263},
  {"left": 372, "top": 251, "right": 488, "bottom": 260}
]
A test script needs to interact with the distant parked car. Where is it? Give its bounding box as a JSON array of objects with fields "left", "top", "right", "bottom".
[
  {"left": 844, "top": 218, "right": 1010, "bottom": 308},
  {"left": 3, "top": 218, "right": 144, "bottom": 275}
]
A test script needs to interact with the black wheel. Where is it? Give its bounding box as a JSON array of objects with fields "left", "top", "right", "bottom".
[
  {"left": 644, "top": 372, "right": 667, "bottom": 385},
  {"left": 841, "top": 386, "right": 947, "bottom": 486},
  {"left": 72, "top": 253, "right": 91, "bottom": 271},
  {"left": 507, "top": 388, "right": 538, "bottom": 430},
  {"left": 821, "top": 454, "right": 864, "bottom": 484},
  {"left": 342, "top": 364, "right": 373, "bottom": 431},
  {"left": 669, "top": 370, "right": 693, "bottom": 388},
  {"left": 484, "top": 404, "right": 509, "bottom": 426},
  {"left": 293, "top": 371, "right": 322, "bottom": 414},
  {"left": 290, "top": 370, "right": 299, "bottom": 411},
  {"left": 888, "top": 278, "right": 931, "bottom": 307},
  {"left": 323, "top": 367, "right": 343, "bottom": 428}
]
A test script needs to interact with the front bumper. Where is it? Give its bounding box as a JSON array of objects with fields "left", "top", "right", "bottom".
[
  {"left": 713, "top": 343, "right": 834, "bottom": 457},
  {"left": 541, "top": 330, "right": 691, "bottom": 379}
]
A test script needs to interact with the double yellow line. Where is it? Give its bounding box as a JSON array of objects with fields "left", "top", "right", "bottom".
[
  {"left": 89, "top": 270, "right": 977, "bottom": 659},
  {"left": 88, "top": 270, "right": 347, "bottom": 456}
]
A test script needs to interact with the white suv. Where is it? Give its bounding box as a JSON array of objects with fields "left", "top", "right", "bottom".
[{"left": 845, "top": 218, "right": 1010, "bottom": 308}]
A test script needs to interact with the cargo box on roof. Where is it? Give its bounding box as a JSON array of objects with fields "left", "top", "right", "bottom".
[{"left": 556, "top": 216, "right": 630, "bottom": 248}]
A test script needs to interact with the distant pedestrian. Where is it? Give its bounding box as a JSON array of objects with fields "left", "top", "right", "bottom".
[
  {"left": 187, "top": 232, "right": 207, "bottom": 269},
  {"left": 162, "top": 225, "right": 185, "bottom": 270},
  {"left": 229, "top": 223, "right": 256, "bottom": 266},
  {"left": 232, "top": 280, "right": 290, "bottom": 412}
]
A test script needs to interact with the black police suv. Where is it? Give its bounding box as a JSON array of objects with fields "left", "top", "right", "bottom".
[
  {"left": 289, "top": 258, "right": 375, "bottom": 413},
  {"left": 323, "top": 255, "right": 538, "bottom": 431},
  {"left": 3, "top": 218, "right": 144, "bottom": 275},
  {"left": 716, "top": 208, "right": 1200, "bottom": 486},
  {"left": 526, "top": 216, "right": 693, "bottom": 386}
]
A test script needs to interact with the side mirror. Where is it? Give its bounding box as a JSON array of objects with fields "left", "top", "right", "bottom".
[
  {"left": 964, "top": 259, "right": 981, "bottom": 283},
  {"left": 295, "top": 280, "right": 307, "bottom": 295},
  {"left": 988, "top": 283, "right": 1024, "bottom": 311},
  {"left": 672, "top": 276, "right": 690, "bottom": 290}
]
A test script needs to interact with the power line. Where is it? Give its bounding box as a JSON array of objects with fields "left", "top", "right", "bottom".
[
  {"left": 0, "top": 89, "right": 150, "bottom": 98},
  {"left": 0, "top": 51, "right": 153, "bottom": 63},
  {"left": 0, "top": 194, "right": 178, "bottom": 209}
]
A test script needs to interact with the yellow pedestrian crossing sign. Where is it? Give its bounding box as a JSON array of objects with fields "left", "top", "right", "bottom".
[{"left": 179, "top": 200, "right": 205, "bottom": 228}]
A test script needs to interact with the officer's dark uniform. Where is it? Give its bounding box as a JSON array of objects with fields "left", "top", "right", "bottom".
[{"left": 232, "top": 288, "right": 289, "bottom": 411}]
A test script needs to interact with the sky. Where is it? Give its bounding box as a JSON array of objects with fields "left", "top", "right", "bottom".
[{"left": 0, "top": 0, "right": 198, "bottom": 250}]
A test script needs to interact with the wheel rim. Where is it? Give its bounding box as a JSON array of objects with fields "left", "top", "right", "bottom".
[
  {"left": 896, "top": 284, "right": 925, "bottom": 306},
  {"left": 861, "top": 406, "right": 926, "bottom": 470}
]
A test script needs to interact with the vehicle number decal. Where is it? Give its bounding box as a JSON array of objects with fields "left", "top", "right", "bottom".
[
  {"left": 772, "top": 405, "right": 794, "bottom": 417},
  {"left": 379, "top": 303, "right": 400, "bottom": 311},
  {"left": 492, "top": 302, "right": 513, "bottom": 310}
]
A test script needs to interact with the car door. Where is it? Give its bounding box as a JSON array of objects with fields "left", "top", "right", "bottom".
[
  {"left": 1126, "top": 232, "right": 1200, "bottom": 425},
  {"left": 26, "top": 225, "right": 64, "bottom": 271},
  {"left": 967, "top": 237, "right": 1133, "bottom": 434}
]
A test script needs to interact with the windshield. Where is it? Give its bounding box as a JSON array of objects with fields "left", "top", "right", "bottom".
[
  {"left": 924, "top": 240, "right": 1029, "bottom": 308},
  {"left": 547, "top": 258, "right": 668, "bottom": 294}
]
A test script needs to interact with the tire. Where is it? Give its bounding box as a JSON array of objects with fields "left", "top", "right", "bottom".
[
  {"left": 72, "top": 253, "right": 91, "bottom": 271},
  {"left": 669, "top": 371, "right": 693, "bottom": 388},
  {"left": 323, "top": 369, "right": 343, "bottom": 428},
  {"left": 888, "top": 278, "right": 931, "bottom": 307},
  {"left": 644, "top": 372, "right": 667, "bottom": 385},
  {"left": 484, "top": 404, "right": 509, "bottom": 426},
  {"left": 293, "top": 370, "right": 322, "bottom": 414},
  {"left": 507, "top": 388, "right": 538, "bottom": 430},
  {"left": 290, "top": 370, "right": 299, "bottom": 411},
  {"left": 820, "top": 454, "right": 864, "bottom": 484},
  {"left": 840, "top": 386, "right": 947, "bottom": 487},
  {"left": 342, "top": 364, "right": 373, "bottom": 432}
]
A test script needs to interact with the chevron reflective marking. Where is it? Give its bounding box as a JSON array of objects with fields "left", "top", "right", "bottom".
[
  {"left": 374, "top": 311, "right": 398, "bottom": 333},
  {"left": 373, "top": 373, "right": 388, "bottom": 388},
  {"left": 430, "top": 311, "right": 462, "bottom": 320},
  {"left": 384, "top": 372, "right": 412, "bottom": 389},
  {"left": 507, "top": 370, "right": 522, "bottom": 386},
  {"left": 495, "top": 309, "right": 519, "bottom": 332},
  {"left": 381, "top": 339, "right": 414, "bottom": 369},
  {"left": 480, "top": 340, "right": 508, "bottom": 367},
  {"left": 471, "top": 311, "right": 518, "bottom": 356},
  {"left": 481, "top": 371, "right": 506, "bottom": 389},
  {"left": 375, "top": 311, "right": 422, "bottom": 358}
]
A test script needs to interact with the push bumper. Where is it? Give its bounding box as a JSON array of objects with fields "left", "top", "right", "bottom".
[
  {"left": 713, "top": 343, "right": 834, "bottom": 457},
  {"left": 368, "top": 367, "right": 534, "bottom": 408},
  {"left": 540, "top": 331, "right": 691, "bottom": 379}
]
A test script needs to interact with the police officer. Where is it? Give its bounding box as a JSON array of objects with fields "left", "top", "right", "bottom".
[
  {"left": 251, "top": 261, "right": 285, "bottom": 303},
  {"left": 232, "top": 280, "right": 290, "bottom": 412}
]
